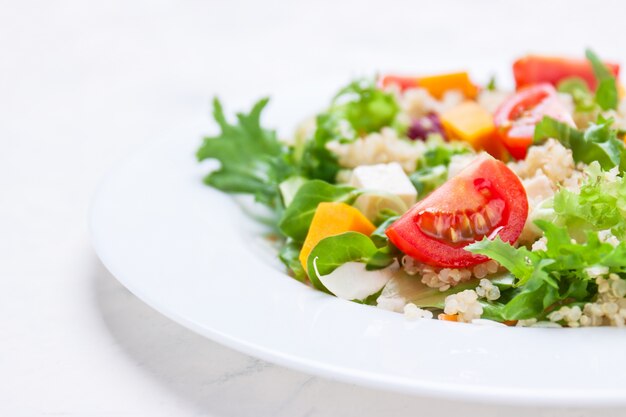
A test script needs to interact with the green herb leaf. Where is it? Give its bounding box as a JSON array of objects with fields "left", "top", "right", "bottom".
[
  {"left": 278, "top": 240, "right": 306, "bottom": 282},
  {"left": 298, "top": 78, "right": 399, "bottom": 182},
  {"left": 534, "top": 116, "right": 626, "bottom": 170},
  {"left": 306, "top": 231, "right": 379, "bottom": 292},
  {"left": 370, "top": 215, "right": 399, "bottom": 247},
  {"left": 465, "top": 236, "right": 537, "bottom": 286},
  {"left": 366, "top": 244, "right": 400, "bottom": 271},
  {"left": 553, "top": 163, "right": 626, "bottom": 240},
  {"left": 297, "top": 113, "right": 343, "bottom": 182},
  {"left": 586, "top": 49, "right": 618, "bottom": 110},
  {"left": 197, "top": 98, "right": 294, "bottom": 209},
  {"left": 332, "top": 78, "right": 400, "bottom": 134},
  {"left": 278, "top": 180, "right": 359, "bottom": 242},
  {"left": 500, "top": 259, "right": 558, "bottom": 320}
]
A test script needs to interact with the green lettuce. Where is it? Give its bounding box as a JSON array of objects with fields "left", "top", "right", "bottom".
[
  {"left": 278, "top": 180, "right": 359, "bottom": 242},
  {"left": 586, "top": 49, "right": 618, "bottom": 111},
  {"left": 409, "top": 136, "right": 472, "bottom": 198},
  {"left": 534, "top": 116, "right": 626, "bottom": 171},
  {"left": 557, "top": 49, "right": 618, "bottom": 113},
  {"left": 467, "top": 221, "right": 626, "bottom": 320},
  {"left": 306, "top": 231, "right": 381, "bottom": 292},
  {"left": 298, "top": 78, "right": 399, "bottom": 182},
  {"left": 278, "top": 240, "right": 306, "bottom": 282},
  {"left": 553, "top": 162, "right": 626, "bottom": 240}
]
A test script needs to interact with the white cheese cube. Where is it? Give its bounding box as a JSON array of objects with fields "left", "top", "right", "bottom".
[{"left": 349, "top": 162, "right": 417, "bottom": 219}]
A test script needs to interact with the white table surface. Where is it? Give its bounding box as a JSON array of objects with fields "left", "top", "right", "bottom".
[{"left": 3, "top": 0, "right": 626, "bottom": 415}]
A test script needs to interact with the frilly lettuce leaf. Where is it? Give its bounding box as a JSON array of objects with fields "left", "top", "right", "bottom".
[{"left": 534, "top": 116, "right": 626, "bottom": 171}]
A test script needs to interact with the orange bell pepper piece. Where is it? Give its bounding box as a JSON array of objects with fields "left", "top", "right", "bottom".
[
  {"left": 417, "top": 72, "right": 478, "bottom": 99},
  {"left": 380, "top": 72, "right": 478, "bottom": 99},
  {"left": 440, "top": 102, "right": 505, "bottom": 159},
  {"left": 299, "top": 202, "right": 376, "bottom": 271}
]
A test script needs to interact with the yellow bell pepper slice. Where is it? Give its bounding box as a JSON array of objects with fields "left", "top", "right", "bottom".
[
  {"left": 299, "top": 202, "right": 376, "bottom": 271},
  {"left": 441, "top": 102, "right": 505, "bottom": 159},
  {"left": 418, "top": 72, "right": 478, "bottom": 99}
]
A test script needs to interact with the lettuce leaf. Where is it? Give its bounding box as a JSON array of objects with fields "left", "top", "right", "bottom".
[
  {"left": 557, "top": 77, "right": 596, "bottom": 113},
  {"left": 298, "top": 78, "right": 399, "bottom": 182},
  {"left": 553, "top": 162, "right": 626, "bottom": 239},
  {"left": 278, "top": 180, "right": 359, "bottom": 242},
  {"left": 467, "top": 220, "right": 626, "bottom": 320},
  {"left": 278, "top": 240, "right": 306, "bottom": 282},
  {"left": 586, "top": 49, "right": 618, "bottom": 111},
  {"left": 306, "top": 231, "right": 379, "bottom": 292},
  {"left": 409, "top": 136, "right": 472, "bottom": 198},
  {"left": 534, "top": 116, "right": 626, "bottom": 171}
]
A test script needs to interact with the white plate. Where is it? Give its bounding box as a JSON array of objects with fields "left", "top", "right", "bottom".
[{"left": 91, "top": 135, "right": 626, "bottom": 407}]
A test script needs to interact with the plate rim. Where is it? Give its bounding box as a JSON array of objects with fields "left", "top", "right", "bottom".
[{"left": 90, "top": 136, "right": 626, "bottom": 408}]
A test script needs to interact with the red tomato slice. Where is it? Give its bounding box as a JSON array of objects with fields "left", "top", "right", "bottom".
[
  {"left": 386, "top": 154, "right": 528, "bottom": 268},
  {"left": 379, "top": 75, "right": 419, "bottom": 91},
  {"left": 493, "top": 83, "right": 575, "bottom": 160},
  {"left": 513, "top": 55, "right": 620, "bottom": 90}
]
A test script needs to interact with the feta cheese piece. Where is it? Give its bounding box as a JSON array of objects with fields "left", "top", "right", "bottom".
[{"left": 349, "top": 162, "right": 417, "bottom": 219}]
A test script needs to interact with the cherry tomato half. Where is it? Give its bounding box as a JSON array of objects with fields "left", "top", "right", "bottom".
[
  {"left": 386, "top": 154, "right": 528, "bottom": 268},
  {"left": 493, "top": 83, "right": 575, "bottom": 160},
  {"left": 513, "top": 55, "right": 620, "bottom": 91}
]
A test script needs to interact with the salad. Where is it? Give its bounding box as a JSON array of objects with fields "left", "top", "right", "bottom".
[{"left": 197, "top": 50, "right": 626, "bottom": 328}]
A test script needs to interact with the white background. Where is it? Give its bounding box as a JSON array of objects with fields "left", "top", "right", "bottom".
[{"left": 3, "top": 0, "right": 626, "bottom": 415}]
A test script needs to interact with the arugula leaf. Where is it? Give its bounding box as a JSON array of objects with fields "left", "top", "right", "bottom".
[
  {"left": 586, "top": 49, "right": 618, "bottom": 110},
  {"left": 278, "top": 240, "right": 306, "bottom": 282},
  {"left": 366, "top": 244, "right": 400, "bottom": 271},
  {"left": 534, "top": 116, "right": 626, "bottom": 170},
  {"left": 306, "top": 231, "right": 379, "bottom": 292},
  {"left": 366, "top": 215, "right": 401, "bottom": 270},
  {"left": 370, "top": 215, "right": 399, "bottom": 247},
  {"left": 197, "top": 98, "right": 294, "bottom": 209},
  {"left": 278, "top": 180, "right": 359, "bottom": 242}
]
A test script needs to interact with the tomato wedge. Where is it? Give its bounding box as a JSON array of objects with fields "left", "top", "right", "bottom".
[
  {"left": 386, "top": 154, "right": 528, "bottom": 268},
  {"left": 493, "top": 83, "right": 575, "bottom": 160},
  {"left": 513, "top": 55, "right": 620, "bottom": 90}
]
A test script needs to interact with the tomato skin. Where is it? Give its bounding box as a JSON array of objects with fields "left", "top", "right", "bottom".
[
  {"left": 386, "top": 154, "right": 528, "bottom": 268},
  {"left": 493, "top": 83, "right": 574, "bottom": 160},
  {"left": 513, "top": 55, "right": 620, "bottom": 90},
  {"left": 379, "top": 75, "right": 419, "bottom": 91}
]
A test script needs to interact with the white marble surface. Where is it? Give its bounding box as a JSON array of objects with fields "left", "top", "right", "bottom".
[{"left": 3, "top": 0, "right": 626, "bottom": 415}]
